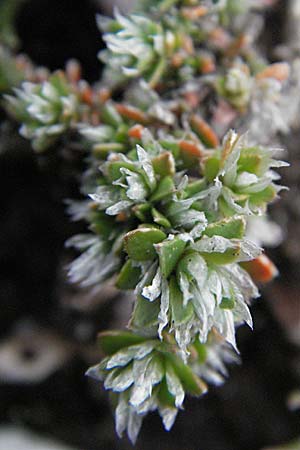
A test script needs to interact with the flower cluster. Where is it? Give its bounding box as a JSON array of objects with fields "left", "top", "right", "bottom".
[
  {"left": 99, "top": 11, "right": 171, "bottom": 88},
  {"left": 5, "top": 73, "right": 79, "bottom": 151},
  {"left": 67, "top": 127, "right": 285, "bottom": 357},
  {"left": 87, "top": 329, "right": 237, "bottom": 444}
]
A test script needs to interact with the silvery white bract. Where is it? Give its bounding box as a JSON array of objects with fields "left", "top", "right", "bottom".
[
  {"left": 86, "top": 337, "right": 211, "bottom": 444},
  {"left": 80, "top": 124, "right": 115, "bottom": 143},
  {"left": 66, "top": 234, "right": 121, "bottom": 287},
  {"left": 208, "top": 130, "right": 288, "bottom": 214},
  {"left": 87, "top": 341, "right": 180, "bottom": 444},
  {"left": 138, "top": 233, "right": 260, "bottom": 353},
  {"left": 247, "top": 78, "right": 290, "bottom": 142},
  {"left": 191, "top": 334, "right": 240, "bottom": 386},
  {"left": 89, "top": 144, "right": 158, "bottom": 215},
  {"left": 65, "top": 199, "right": 92, "bottom": 222},
  {"left": 86, "top": 330, "right": 239, "bottom": 444},
  {"left": 99, "top": 10, "right": 168, "bottom": 85},
  {"left": 125, "top": 80, "right": 177, "bottom": 125},
  {"left": 5, "top": 75, "right": 78, "bottom": 151},
  {"left": 222, "top": 66, "right": 253, "bottom": 110}
]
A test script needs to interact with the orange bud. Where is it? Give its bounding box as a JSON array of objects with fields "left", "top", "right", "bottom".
[
  {"left": 179, "top": 140, "right": 203, "bottom": 158},
  {"left": 89, "top": 201, "right": 99, "bottom": 211},
  {"left": 98, "top": 87, "right": 111, "bottom": 103},
  {"left": 209, "top": 28, "right": 231, "bottom": 49},
  {"left": 181, "top": 6, "right": 208, "bottom": 20},
  {"left": 200, "top": 56, "right": 216, "bottom": 74},
  {"left": 190, "top": 114, "right": 220, "bottom": 148},
  {"left": 66, "top": 59, "right": 82, "bottom": 83},
  {"left": 35, "top": 67, "right": 50, "bottom": 82},
  {"left": 79, "top": 80, "right": 93, "bottom": 105},
  {"left": 241, "top": 254, "right": 278, "bottom": 283},
  {"left": 116, "top": 211, "right": 127, "bottom": 222},
  {"left": 128, "top": 124, "right": 145, "bottom": 140},
  {"left": 116, "top": 104, "right": 148, "bottom": 124},
  {"left": 226, "top": 34, "right": 248, "bottom": 58},
  {"left": 171, "top": 52, "right": 184, "bottom": 68},
  {"left": 256, "top": 62, "right": 290, "bottom": 82},
  {"left": 15, "top": 54, "right": 31, "bottom": 71},
  {"left": 182, "top": 35, "right": 195, "bottom": 55}
]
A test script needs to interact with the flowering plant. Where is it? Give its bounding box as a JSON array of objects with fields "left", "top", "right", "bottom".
[{"left": 1, "top": 0, "right": 291, "bottom": 444}]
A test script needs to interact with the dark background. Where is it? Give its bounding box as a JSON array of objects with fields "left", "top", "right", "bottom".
[{"left": 0, "top": 1, "right": 300, "bottom": 449}]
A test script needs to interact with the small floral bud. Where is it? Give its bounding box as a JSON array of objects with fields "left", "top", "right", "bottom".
[{"left": 66, "top": 59, "right": 82, "bottom": 83}]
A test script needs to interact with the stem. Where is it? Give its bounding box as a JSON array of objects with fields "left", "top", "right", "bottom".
[
  {"left": 92, "top": 142, "right": 125, "bottom": 157},
  {"left": 148, "top": 57, "right": 167, "bottom": 89}
]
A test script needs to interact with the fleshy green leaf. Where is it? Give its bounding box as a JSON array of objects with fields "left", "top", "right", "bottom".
[
  {"left": 151, "top": 207, "right": 171, "bottom": 228},
  {"left": 238, "top": 148, "right": 262, "bottom": 174},
  {"left": 150, "top": 176, "right": 175, "bottom": 202},
  {"left": 124, "top": 227, "right": 167, "bottom": 261},
  {"left": 156, "top": 237, "right": 186, "bottom": 278},
  {"left": 184, "top": 179, "right": 206, "bottom": 198},
  {"left": 204, "top": 217, "right": 246, "bottom": 239},
  {"left": 220, "top": 297, "right": 235, "bottom": 309},
  {"left": 203, "top": 156, "right": 220, "bottom": 182},
  {"left": 193, "top": 236, "right": 242, "bottom": 265},
  {"left": 165, "top": 353, "right": 207, "bottom": 396},
  {"left": 107, "top": 160, "right": 137, "bottom": 182},
  {"left": 98, "top": 330, "right": 147, "bottom": 355},
  {"left": 116, "top": 259, "right": 141, "bottom": 289},
  {"left": 130, "top": 294, "right": 160, "bottom": 330},
  {"left": 152, "top": 152, "right": 175, "bottom": 177},
  {"left": 250, "top": 185, "right": 276, "bottom": 205},
  {"left": 169, "top": 276, "right": 194, "bottom": 325},
  {"left": 133, "top": 203, "right": 151, "bottom": 222},
  {"left": 102, "top": 102, "right": 122, "bottom": 127}
]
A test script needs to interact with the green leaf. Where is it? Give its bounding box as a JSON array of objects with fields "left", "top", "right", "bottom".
[
  {"left": 90, "top": 211, "right": 116, "bottom": 239},
  {"left": 220, "top": 297, "right": 235, "bottom": 309},
  {"left": 115, "top": 124, "right": 129, "bottom": 143},
  {"left": 124, "top": 227, "right": 167, "bottom": 261},
  {"left": 130, "top": 294, "right": 160, "bottom": 330},
  {"left": 133, "top": 203, "right": 151, "bottom": 222},
  {"left": 194, "top": 237, "right": 242, "bottom": 265},
  {"left": 238, "top": 148, "right": 262, "bottom": 174},
  {"left": 204, "top": 156, "right": 220, "bottom": 182},
  {"left": 158, "top": 376, "right": 176, "bottom": 407},
  {"left": 98, "top": 330, "right": 147, "bottom": 355},
  {"left": 200, "top": 245, "right": 241, "bottom": 265},
  {"left": 92, "top": 142, "right": 126, "bottom": 158},
  {"left": 150, "top": 176, "right": 175, "bottom": 202},
  {"left": 159, "top": 140, "right": 180, "bottom": 159},
  {"left": 116, "top": 259, "right": 141, "bottom": 289},
  {"left": 219, "top": 196, "right": 236, "bottom": 216},
  {"left": 151, "top": 208, "right": 171, "bottom": 228},
  {"left": 152, "top": 152, "right": 175, "bottom": 177},
  {"left": 156, "top": 238, "right": 186, "bottom": 278},
  {"left": 165, "top": 353, "right": 207, "bottom": 396},
  {"left": 169, "top": 276, "right": 194, "bottom": 325},
  {"left": 49, "top": 72, "right": 70, "bottom": 96},
  {"left": 107, "top": 160, "right": 137, "bottom": 182},
  {"left": 204, "top": 217, "right": 246, "bottom": 239},
  {"left": 101, "top": 102, "right": 122, "bottom": 127},
  {"left": 184, "top": 179, "right": 206, "bottom": 198},
  {"left": 250, "top": 185, "right": 276, "bottom": 205},
  {"left": 193, "top": 340, "right": 207, "bottom": 364}
]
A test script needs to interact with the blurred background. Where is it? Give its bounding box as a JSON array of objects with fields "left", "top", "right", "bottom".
[{"left": 0, "top": 0, "right": 299, "bottom": 449}]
